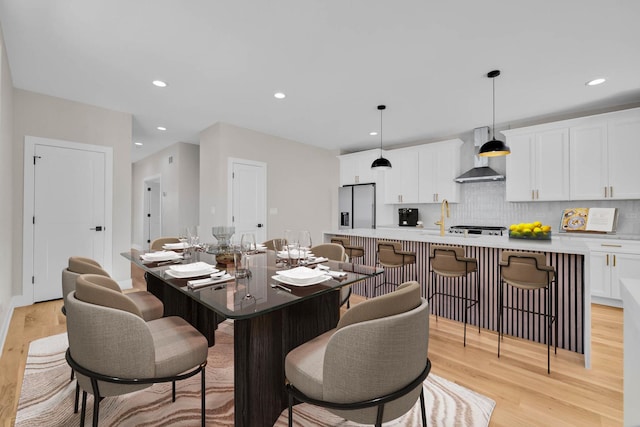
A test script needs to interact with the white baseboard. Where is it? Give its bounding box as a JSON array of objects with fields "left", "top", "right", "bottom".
[{"left": 0, "top": 298, "right": 16, "bottom": 355}]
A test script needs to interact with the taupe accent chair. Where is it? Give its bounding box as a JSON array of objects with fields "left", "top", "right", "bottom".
[
  {"left": 150, "top": 236, "right": 180, "bottom": 251},
  {"left": 285, "top": 281, "right": 431, "bottom": 427},
  {"left": 311, "top": 243, "right": 352, "bottom": 308},
  {"left": 62, "top": 257, "right": 110, "bottom": 313},
  {"left": 429, "top": 244, "right": 479, "bottom": 346},
  {"left": 65, "top": 275, "right": 208, "bottom": 427},
  {"left": 374, "top": 240, "right": 417, "bottom": 297},
  {"left": 330, "top": 236, "right": 365, "bottom": 262},
  {"left": 499, "top": 251, "right": 558, "bottom": 374}
]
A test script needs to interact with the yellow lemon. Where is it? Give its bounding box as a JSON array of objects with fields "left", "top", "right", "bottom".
[
  {"left": 509, "top": 224, "right": 518, "bottom": 231},
  {"left": 533, "top": 227, "right": 542, "bottom": 234},
  {"left": 522, "top": 228, "right": 533, "bottom": 235},
  {"left": 541, "top": 225, "right": 551, "bottom": 232},
  {"left": 533, "top": 221, "right": 542, "bottom": 228}
]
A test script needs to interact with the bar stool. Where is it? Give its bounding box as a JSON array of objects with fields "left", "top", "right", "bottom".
[
  {"left": 499, "top": 251, "right": 558, "bottom": 374},
  {"left": 428, "top": 244, "right": 479, "bottom": 346},
  {"left": 330, "top": 236, "right": 365, "bottom": 263},
  {"left": 374, "top": 240, "right": 416, "bottom": 297}
]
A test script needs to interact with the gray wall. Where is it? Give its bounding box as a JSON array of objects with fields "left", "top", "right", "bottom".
[
  {"left": 199, "top": 122, "right": 339, "bottom": 246},
  {"left": 12, "top": 89, "right": 133, "bottom": 295},
  {"left": 0, "top": 26, "right": 14, "bottom": 340},
  {"left": 131, "top": 142, "right": 200, "bottom": 248}
]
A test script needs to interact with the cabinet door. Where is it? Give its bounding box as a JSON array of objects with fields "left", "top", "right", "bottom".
[
  {"left": 570, "top": 123, "right": 608, "bottom": 200},
  {"left": 384, "top": 149, "right": 419, "bottom": 204},
  {"left": 339, "top": 155, "right": 358, "bottom": 186},
  {"left": 534, "top": 128, "right": 570, "bottom": 201},
  {"left": 608, "top": 116, "right": 640, "bottom": 199},
  {"left": 418, "top": 148, "right": 437, "bottom": 203},
  {"left": 589, "top": 252, "right": 611, "bottom": 298},
  {"left": 505, "top": 133, "right": 535, "bottom": 201},
  {"left": 433, "top": 144, "right": 460, "bottom": 203},
  {"left": 610, "top": 253, "right": 640, "bottom": 300}
]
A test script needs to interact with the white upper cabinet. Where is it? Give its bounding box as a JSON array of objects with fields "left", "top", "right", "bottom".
[
  {"left": 504, "top": 128, "right": 570, "bottom": 201},
  {"left": 338, "top": 149, "right": 382, "bottom": 186},
  {"left": 506, "top": 107, "right": 640, "bottom": 202},
  {"left": 383, "top": 147, "right": 419, "bottom": 204},
  {"left": 418, "top": 139, "right": 462, "bottom": 203}
]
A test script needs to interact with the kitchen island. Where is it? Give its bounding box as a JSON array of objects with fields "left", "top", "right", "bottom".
[{"left": 324, "top": 228, "right": 594, "bottom": 367}]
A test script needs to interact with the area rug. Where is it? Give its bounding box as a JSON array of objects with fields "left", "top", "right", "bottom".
[{"left": 16, "top": 322, "right": 495, "bottom": 426}]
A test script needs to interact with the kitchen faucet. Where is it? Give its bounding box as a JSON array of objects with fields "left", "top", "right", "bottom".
[{"left": 434, "top": 199, "right": 449, "bottom": 236}]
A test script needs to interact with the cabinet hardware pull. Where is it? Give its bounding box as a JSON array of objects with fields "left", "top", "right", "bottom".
[
  {"left": 604, "top": 186, "right": 608, "bottom": 198},
  {"left": 601, "top": 244, "right": 622, "bottom": 247},
  {"left": 610, "top": 186, "right": 613, "bottom": 198},
  {"left": 613, "top": 254, "right": 616, "bottom": 267},
  {"left": 531, "top": 190, "right": 535, "bottom": 200},
  {"left": 606, "top": 254, "right": 609, "bottom": 266},
  {"left": 355, "top": 175, "right": 359, "bottom": 184},
  {"left": 536, "top": 189, "right": 539, "bottom": 199}
]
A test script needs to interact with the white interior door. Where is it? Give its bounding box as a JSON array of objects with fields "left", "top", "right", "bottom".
[
  {"left": 230, "top": 159, "right": 267, "bottom": 244},
  {"left": 24, "top": 137, "right": 111, "bottom": 303}
]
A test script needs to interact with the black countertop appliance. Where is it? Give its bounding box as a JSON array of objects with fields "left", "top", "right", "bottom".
[{"left": 398, "top": 208, "right": 419, "bottom": 227}]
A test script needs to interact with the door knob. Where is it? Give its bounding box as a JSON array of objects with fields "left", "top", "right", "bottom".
[
  {"left": 257, "top": 224, "right": 263, "bottom": 228},
  {"left": 90, "top": 226, "right": 103, "bottom": 231}
]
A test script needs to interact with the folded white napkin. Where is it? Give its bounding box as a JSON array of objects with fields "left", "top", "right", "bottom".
[
  {"left": 327, "top": 270, "right": 347, "bottom": 278},
  {"left": 187, "top": 274, "right": 234, "bottom": 289},
  {"left": 163, "top": 242, "right": 189, "bottom": 249},
  {"left": 140, "top": 251, "right": 181, "bottom": 261}
]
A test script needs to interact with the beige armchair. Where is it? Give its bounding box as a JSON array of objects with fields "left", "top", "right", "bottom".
[
  {"left": 150, "top": 236, "right": 180, "bottom": 251},
  {"left": 499, "top": 251, "right": 557, "bottom": 374},
  {"left": 285, "top": 281, "right": 430, "bottom": 426},
  {"left": 311, "top": 243, "right": 352, "bottom": 308},
  {"left": 62, "top": 257, "right": 163, "bottom": 321},
  {"left": 65, "top": 275, "right": 208, "bottom": 426}
]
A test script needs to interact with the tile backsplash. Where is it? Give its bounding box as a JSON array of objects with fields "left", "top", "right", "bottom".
[{"left": 413, "top": 181, "right": 640, "bottom": 236}]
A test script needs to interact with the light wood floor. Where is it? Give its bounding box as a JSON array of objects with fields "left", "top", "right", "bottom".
[{"left": 0, "top": 295, "right": 622, "bottom": 426}]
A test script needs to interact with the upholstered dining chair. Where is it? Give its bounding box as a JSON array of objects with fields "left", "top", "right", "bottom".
[
  {"left": 65, "top": 274, "right": 209, "bottom": 427},
  {"left": 311, "top": 243, "right": 352, "bottom": 308},
  {"left": 285, "top": 281, "right": 431, "bottom": 427},
  {"left": 61, "top": 257, "right": 164, "bottom": 322},
  {"left": 262, "top": 238, "right": 287, "bottom": 251},
  {"left": 499, "top": 251, "right": 558, "bottom": 374},
  {"left": 150, "top": 236, "right": 181, "bottom": 251},
  {"left": 429, "top": 244, "right": 480, "bottom": 346},
  {"left": 374, "top": 240, "right": 417, "bottom": 297}
]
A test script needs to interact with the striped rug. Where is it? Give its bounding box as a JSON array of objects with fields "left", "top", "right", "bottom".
[{"left": 16, "top": 322, "right": 495, "bottom": 426}]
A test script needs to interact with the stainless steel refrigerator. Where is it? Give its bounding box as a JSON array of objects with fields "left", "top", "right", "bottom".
[{"left": 339, "top": 183, "right": 376, "bottom": 229}]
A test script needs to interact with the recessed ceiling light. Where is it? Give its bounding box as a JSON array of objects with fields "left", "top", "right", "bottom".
[
  {"left": 586, "top": 78, "right": 606, "bottom": 86},
  {"left": 157, "top": 126, "right": 167, "bottom": 131},
  {"left": 369, "top": 131, "right": 378, "bottom": 136},
  {"left": 274, "top": 92, "right": 286, "bottom": 99},
  {"left": 134, "top": 142, "right": 143, "bottom": 146},
  {"left": 152, "top": 80, "right": 167, "bottom": 87}
]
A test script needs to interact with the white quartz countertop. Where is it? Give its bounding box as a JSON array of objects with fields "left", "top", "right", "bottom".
[{"left": 326, "top": 228, "right": 594, "bottom": 255}]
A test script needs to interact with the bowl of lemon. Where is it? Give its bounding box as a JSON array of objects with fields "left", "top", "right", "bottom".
[{"left": 509, "top": 221, "right": 552, "bottom": 240}]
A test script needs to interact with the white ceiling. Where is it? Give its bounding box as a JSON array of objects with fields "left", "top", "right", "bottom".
[{"left": 2, "top": 0, "right": 639, "bottom": 162}]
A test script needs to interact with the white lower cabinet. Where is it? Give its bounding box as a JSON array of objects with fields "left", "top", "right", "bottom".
[{"left": 590, "top": 248, "right": 640, "bottom": 306}]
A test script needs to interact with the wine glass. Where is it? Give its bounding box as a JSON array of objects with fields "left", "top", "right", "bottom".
[
  {"left": 240, "top": 233, "right": 256, "bottom": 254},
  {"left": 298, "top": 230, "right": 312, "bottom": 261}
]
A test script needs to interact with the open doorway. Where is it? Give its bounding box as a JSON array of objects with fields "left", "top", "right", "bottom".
[{"left": 143, "top": 176, "right": 162, "bottom": 251}]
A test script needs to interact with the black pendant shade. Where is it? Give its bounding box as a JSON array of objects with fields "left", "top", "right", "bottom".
[
  {"left": 371, "top": 104, "right": 392, "bottom": 170},
  {"left": 479, "top": 70, "right": 510, "bottom": 157}
]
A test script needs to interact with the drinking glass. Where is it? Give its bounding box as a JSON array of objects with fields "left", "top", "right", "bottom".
[
  {"left": 234, "top": 250, "right": 253, "bottom": 300},
  {"left": 178, "top": 230, "right": 189, "bottom": 258},
  {"left": 287, "top": 242, "right": 301, "bottom": 267},
  {"left": 240, "top": 233, "right": 256, "bottom": 254},
  {"left": 298, "top": 230, "right": 312, "bottom": 260},
  {"left": 272, "top": 238, "right": 287, "bottom": 267}
]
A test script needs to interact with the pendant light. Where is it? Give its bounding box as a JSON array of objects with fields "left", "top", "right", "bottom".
[
  {"left": 479, "top": 70, "right": 511, "bottom": 157},
  {"left": 371, "top": 105, "right": 392, "bottom": 169}
]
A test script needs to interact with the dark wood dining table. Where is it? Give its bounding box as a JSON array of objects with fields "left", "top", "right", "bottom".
[{"left": 124, "top": 249, "right": 382, "bottom": 427}]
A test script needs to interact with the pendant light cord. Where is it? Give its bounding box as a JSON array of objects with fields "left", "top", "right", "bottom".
[
  {"left": 492, "top": 76, "right": 496, "bottom": 140},
  {"left": 379, "top": 107, "right": 383, "bottom": 156}
]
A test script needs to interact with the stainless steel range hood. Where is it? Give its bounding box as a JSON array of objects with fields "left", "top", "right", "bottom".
[{"left": 455, "top": 127, "right": 505, "bottom": 183}]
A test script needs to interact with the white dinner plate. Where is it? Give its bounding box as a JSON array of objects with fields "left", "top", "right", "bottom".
[
  {"left": 271, "top": 274, "right": 331, "bottom": 287},
  {"left": 276, "top": 266, "right": 326, "bottom": 284},
  {"left": 166, "top": 267, "right": 218, "bottom": 279}
]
